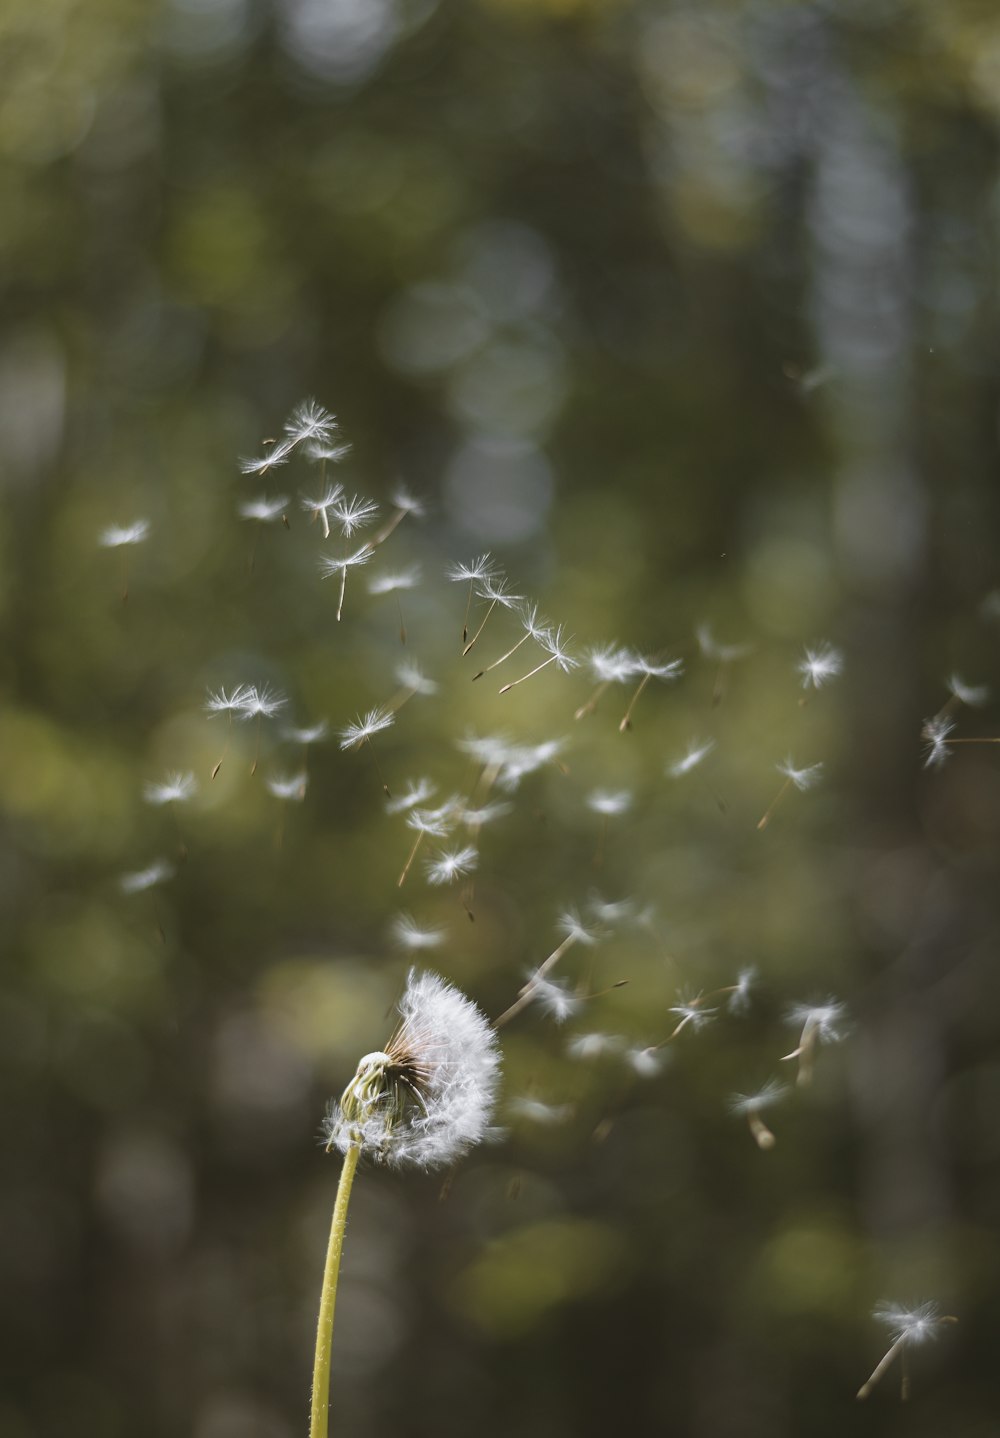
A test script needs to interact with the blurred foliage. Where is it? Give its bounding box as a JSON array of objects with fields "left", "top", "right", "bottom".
[{"left": 3, "top": 1, "right": 1000, "bottom": 1436}]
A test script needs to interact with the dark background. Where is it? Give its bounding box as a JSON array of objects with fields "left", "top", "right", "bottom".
[{"left": 3, "top": 1, "right": 1000, "bottom": 1435}]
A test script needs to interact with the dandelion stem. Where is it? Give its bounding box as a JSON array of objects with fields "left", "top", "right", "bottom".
[
  {"left": 857, "top": 1334, "right": 907, "bottom": 1401},
  {"left": 336, "top": 563, "right": 348, "bottom": 623},
  {"left": 495, "top": 934, "right": 577, "bottom": 1027},
  {"left": 619, "top": 672, "right": 651, "bottom": 732},
  {"left": 397, "top": 830, "right": 426, "bottom": 887},
  {"left": 396, "top": 595, "right": 406, "bottom": 646},
  {"left": 473, "top": 630, "right": 532, "bottom": 682},
  {"left": 463, "top": 599, "right": 499, "bottom": 656},
  {"left": 121, "top": 552, "right": 129, "bottom": 604},
  {"left": 757, "top": 777, "right": 792, "bottom": 831},
  {"left": 943, "top": 736, "right": 1000, "bottom": 744},
  {"left": 358, "top": 506, "right": 406, "bottom": 556},
  {"left": 575, "top": 680, "right": 610, "bottom": 721},
  {"left": 310, "top": 1142, "right": 361, "bottom": 1438},
  {"left": 747, "top": 1111, "right": 776, "bottom": 1150},
  {"left": 499, "top": 653, "right": 557, "bottom": 694}
]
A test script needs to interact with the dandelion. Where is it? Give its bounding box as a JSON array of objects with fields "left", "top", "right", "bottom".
[
  {"left": 338, "top": 707, "right": 395, "bottom": 798},
  {"left": 728, "top": 1079, "right": 787, "bottom": 1150},
  {"left": 313, "top": 971, "right": 500, "bottom": 1438},
  {"left": 143, "top": 770, "right": 198, "bottom": 858},
  {"left": 119, "top": 859, "right": 174, "bottom": 895},
  {"left": 726, "top": 965, "right": 758, "bottom": 1015},
  {"left": 238, "top": 684, "right": 288, "bottom": 776},
  {"left": 696, "top": 623, "right": 753, "bottom": 707},
  {"left": 284, "top": 397, "right": 338, "bottom": 448},
  {"left": 143, "top": 771, "right": 197, "bottom": 806},
  {"left": 237, "top": 494, "right": 289, "bottom": 524},
  {"left": 265, "top": 771, "right": 308, "bottom": 801},
  {"left": 98, "top": 519, "right": 151, "bottom": 600},
  {"left": 499, "top": 624, "right": 577, "bottom": 694},
  {"left": 120, "top": 858, "right": 174, "bottom": 942},
  {"left": 446, "top": 552, "right": 500, "bottom": 644},
  {"left": 425, "top": 845, "right": 478, "bottom": 886},
  {"left": 667, "top": 737, "right": 716, "bottom": 779},
  {"left": 529, "top": 974, "right": 581, "bottom": 1024},
  {"left": 463, "top": 574, "right": 522, "bottom": 657},
  {"left": 508, "top": 1096, "right": 574, "bottom": 1125},
  {"left": 300, "top": 483, "right": 345, "bottom": 539},
  {"left": 946, "top": 673, "right": 989, "bottom": 708},
  {"left": 857, "top": 1302, "right": 957, "bottom": 1401},
  {"left": 397, "top": 802, "right": 458, "bottom": 887},
  {"left": 385, "top": 777, "right": 438, "bottom": 816},
  {"left": 665, "top": 992, "right": 717, "bottom": 1041},
  {"left": 390, "top": 913, "right": 448, "bottom": 951},
  {"left": 781, "top": 998, "right": 847, "bottom": 1086},
  {"left": 205, "top": 683, "right": 250, "bottom": 779},
  {"left": 472, "top": 602, "right": 551, "bottom": 682},
  {"left": 797, "top": 641, "right": 843, "bottom": 691},
  {"left": 495, "top": 908, "right": 599, "bottom": 1028},
  {"left": 586, "top": 788, "right": 632, "bottom": 866},
  {"left": 305, "top": 438, "right": 353, "bottom": 468},
  {"left": 574, "top": 644, "right": 637, "bottom": 721},
  {"left": 331, "top": 493, "right": 379, "bottom": 540},
  {"left": 238, "top": 437, "right": 295, "bottom": 476},
  {"left": 566, "top": 1032, "right": 624, "bottom": 1061},
  {"left": 619, "top": 654, "right": 683, "bottom": 732},
  {"left": 921, "top": 713, "right": 1000, "bottom": 765},
  {"left": 624, "top": 1045, "right": 667, "bottom": 1079},
  {"left": 368, "top": 567, "right": 421, "bottom": 644},
  {"left": 318, "top": 547, "right": 374, "bottom": 622},
  {"left": 355, "top": 484, "right": 425, "bottom": 556},
  {"left": 757, "top": 756, "right": 823, "bottom": 831}
]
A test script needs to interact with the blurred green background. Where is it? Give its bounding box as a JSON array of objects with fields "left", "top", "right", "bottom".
[{"left": 3, "top": 0, "right": 1000, "bottom": 1435}]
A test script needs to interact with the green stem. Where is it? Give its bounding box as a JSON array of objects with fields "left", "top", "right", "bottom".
[{"left": 310, "top": 1143, "right": 361, "bottom": 1438}]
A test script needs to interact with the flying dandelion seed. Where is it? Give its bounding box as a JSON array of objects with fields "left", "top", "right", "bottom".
[
  {"left": 338, "top": 707, "right": 396, "bottom": 798},
  {"left": 797, "top": 642, "right": 843, "bottom": 691},
  {"left": 473, "top": 602, "right": 551, "bottom": 681},
  {"left": 857, "top": 1302, "right": 957, "bottom": 1401},
  {"left": 98, "top": 518, "right": 151, "bottom": 600},
  {"left": 464, "top": 574, "right": 523, "bottom": 657},
  {"left": 728, "top": 1079, "right": 787, "bottom": 1150},
  {"left": 446, "top": 553, "right": 500, "bottom": 644},
  {"left": 300, "top": 483, "right": 345, "bottom": 539},
  {"left": 499, "top": 624, "right": 577, "bottom": 694},
  {"left": 618, "top": 654, "right": 683, "bottom": 732},
  {"left": 757, "top": 756, "right": 823, "bottom": 831},
  {"left": 781, "top": 998, "right": 847, "bottom": 1085},
  {"left": 696, "top": 623, "right": 753, "bottom": 706}
]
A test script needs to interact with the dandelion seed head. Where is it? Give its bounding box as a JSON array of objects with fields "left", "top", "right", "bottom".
[
  {"left": 922, "top": 715, "right": 955, "bottom": 768},
  {"left": 238, "top": 438, "right": 294, "bottom": 475},
  {"left": 507, "top": 1096, "right": 574, "bottom": 1125},
  {"left": 284, "top": 398, "right": 338, "bottom": 447},
  {"left": 205, "top": 684, "right": 250, "bottom": 717},
  {"left": 265, "top": 771, "right": 308, "bottom": 801},
  {"left": 540, "top": 625, "right": 578, "bottom": 672},
  {"left": 98, "top": 519, "right": 151, "bottom": 548},
  {"left": 390, "top": 484, "right": 425, "bottom": 516},
  {"left": 322, "top": 969, "right": 501, "bottom": 1169},
  {"left": 238, "top": 495, "right": 288, "bottom": 523},
  {"left": 727, "top": 965, "right": 758, "bottom": 1015},
  {"left": 283, "top": 720, "right": 329, "bottom": 746},
  {"left": 530, "top": 974, "right": 581, "bottom": 1024},
  {"left": 798, "top": 642, "right": 843, "bottom": 690},
  {"left": 385, "top": 778, "right": 438, "bottom": 815},
  {"left": 873, "top": 1301, "right": 946, "bottom": 1346},
  {"left": 395, "top": 660, "right": 438, "bottom": 696},
  {"left": 667, "top": 737, "right": 716, "bottom": 778},
  {"left": 728, "top": 1078, "right": 787, "bottom": 1116},
  {"left": 776, "top": 756, "right": 824, "bottom": 790},
  {"left": 368, "top": 567, "right": 421, "bottom": 596},
  {"left": 585, "top": 644, "right": 638, "bottom": 684},
  {"left": 624, "top": 1045, "right": 668, "bottom": 1078},
  {"left": 696, "top": 624, "right": 753, "bottom": 663},
  {"left": 566, "top": 1031, "right": 624, "bottom": 1061},
  {"left": 946, "top": 674, "right": 989, "bottom": 707},
  {"left": 338, "top": 707, "right": 395, "bottom": 749},
  {"left": 120, "top": 859, "right": 174, "bottom": 894},
  {"left": 143, "top": 772, "right": 198, "bottom": 806},
  {"left": 391, "top": 913, "right": 448, "bottom": 951},
  {"left": 300, "top": 483, "right": 345, "bottom": 516},
  {"left": 785, "top": 998, "right": 847, "bottom": 1043},
  {"left": 238, "top": 684, "right": 288, "bottom": 721},
  {"left": 586, "top": 788, "right": 632, "bottom": 817},
  {"left": 425, "top": 845, "right": 478, "bottom": 885},
  {"left": 332, "top": 494, "right": 379, "bottom": 538},
  {"left": 318, "top": 548, "right": 375, "bottom": 578},
  {"left": 446, "top": 553, "right": 499, "bottom": 583}
]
